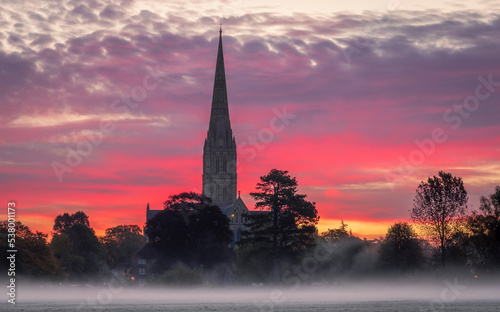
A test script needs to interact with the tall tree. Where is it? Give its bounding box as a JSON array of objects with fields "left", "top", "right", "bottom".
[
  {"left": 66, "top": 223, "right": 104, "bottom": 277},
  {"left": 145, "top": 192, "right": 233, "bottom": 271},
  {"left": 378, "top": 222, "right": 423, "bottom": 271},
  {"left": 53, "top": 211, "right": 90, "bottom": 234},
  {"left": 100, "top": 225, "right": 146, "bottom": 268},
  {"left": 164, "top": 192, "right": 212, "bottom": 210},
  {"left": 51, "top": 232, "right": 82, "bottom": 276},
  {"left": 466, "top": 186, "right": 500, "bottom": 269},
  {"left": 0, "top": 221, "right": 61, "bottom": 278},
  {"left": 241, "top": 169, "right": 319, "bottom": 283},
  {"left": 410, "top": 171, "right": 468, "bottom": 266},
  {"left": 51, "top": 212, "right": 105, "bottom": 279}
]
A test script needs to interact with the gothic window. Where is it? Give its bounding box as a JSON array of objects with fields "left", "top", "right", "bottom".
[
  {"left": 222, "top": 156, "right": 227, "bottom": 172},
  {"left": 215, "top": 156, "right": 219, "bottom": 173},
  {"left": 235, "top": 212, "right": 239, "bottom": 223},
  {"left": 210, "top": 186, "right": 214, "bottom": 198},
  {"left": 223, "top": 186, "right": 227, "bottom": 202},
  {"left": 212, "top": 157, "right": 216, "bottom": 173},
  {"left": 231, "top": 213, "right": 235, "bottom": 223}
]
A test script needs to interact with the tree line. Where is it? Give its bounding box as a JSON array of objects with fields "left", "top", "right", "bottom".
[
  {"left": 1, "top": 169, "right": 498, "bottom": 284},
  {"left": 137, "top": 169, "right": 500, "bottom": 284},
  {"left": 0, "top": 212, "right": 146, "bottom": 281}
]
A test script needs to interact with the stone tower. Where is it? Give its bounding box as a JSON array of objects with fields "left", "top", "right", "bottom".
[{"left": 202, "top": 29, "right": 237, "bottom": 209}]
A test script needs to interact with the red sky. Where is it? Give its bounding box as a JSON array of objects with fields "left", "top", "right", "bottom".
[{"left": 1, "top": 0, "right": 500, "bottom": 239}]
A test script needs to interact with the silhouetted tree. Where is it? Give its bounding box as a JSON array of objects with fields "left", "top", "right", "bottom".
[
  {"left": 410, "top": 171, "right": 468, "bottom": 266},
  {"left": 240, "top": 169, "right": 319, "bottom": 283},
  {"left": 100, "top": 225, "right": 146, "bottom": 268},
  {"left": 188, "top": 204, "right": 234, "bottom": 268},
  {"left": 320, "top": 220, "right": 350, "bottom": 242},
  {"left": 445, "top": 225, "right": 470, "bottom": 267},
  {"left": 145, "top": 209, "right": 189, "bottom": 267},
  {"left": 235, "top": 241, "right": 274, "bottom": 283},
  {"left": 67, "top": 223, "right": 105, "bottom": 277},
  {"left": 145, "top": 192, "right": 233, "bottom": 271},
  {"left": 51, "top": 213, "right": 105, "bottom": 279},
  {"left": 53, "top": 211, "right": 90, "bottom": 234},
  {"left": 164, "top": 192, "right": 212, "bottom": 211},
  {"left": 378, "top": 222, "right": 423, "bottom": 271},
  {"left": 0, "top": 221, "right": 61, "bottom": 278},
  {"left": 314, "top": 221, "right": 376, "bottom": 279},
  {"left": 466, "top": 186, "right": 500, "bottom": 270},
  {"left": 51, "top": 233, "right": 82, "bottom": 276}
]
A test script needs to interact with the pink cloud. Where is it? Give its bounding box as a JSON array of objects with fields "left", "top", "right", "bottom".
[{"left": 1, "top": 3, "right": 499, "bottom": 237}]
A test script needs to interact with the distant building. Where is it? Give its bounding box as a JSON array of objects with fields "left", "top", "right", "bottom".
[
  {"left": 145, "top": 29, "right": 258, "bottom": 247},
  {"left": 130, "top": 244, "right": 157, "bottom": 286}
]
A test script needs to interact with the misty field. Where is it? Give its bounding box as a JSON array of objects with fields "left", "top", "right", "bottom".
[
  {"left": 3, "top": 281, "right": 500, "bottom": 312},
  {"left": 3, "top": 301, "right": 500, "bottom": 312}
]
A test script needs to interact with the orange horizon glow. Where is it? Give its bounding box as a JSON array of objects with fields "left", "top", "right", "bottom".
[
  {"left": 16, "top": 213, "right": 397, "bottom": 241},
  {"left": 1, "top": 0, "right": 500, "bottom": 248}
]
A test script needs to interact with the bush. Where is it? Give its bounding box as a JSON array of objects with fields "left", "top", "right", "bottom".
[{"left": 153, "top": 263, "right": 203, "bottom": 286}]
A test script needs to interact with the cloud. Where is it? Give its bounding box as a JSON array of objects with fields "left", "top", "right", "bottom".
[
  {"left": 99, "top": 4, "right": 126, "bottom": 20},
  {"left": 0, "top": 0, "right": 499, "bottom": 236}
]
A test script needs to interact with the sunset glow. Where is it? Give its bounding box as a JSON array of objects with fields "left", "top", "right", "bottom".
[{"left": 1, "top": 0, "right": 500, "bottom": 239}]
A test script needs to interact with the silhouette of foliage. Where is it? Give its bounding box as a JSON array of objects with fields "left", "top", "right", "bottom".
[
  {"left": 321, "top": 220, "right": 350, "bottom": 242},
  {"left": 145, "top": 192, "right": 233, "bottom": 271},
  {"left": 466, "top": 186, "right": 500, "bottom": 270},
  {"left": 53, "top": 211, "right": 90, "bottom": 234},
  {"left": 51, "top": 213, "right": 105, "bottom": 279},
  {"left": 240, "top": 169, "right": 319, "bottom": 283},
  {"left": 0, "top": 221, "right": 61, "bottom": 278},
  {"left": 378, "top": 222, "right": 423, "bottom": 271},
  {"left": 411, "top": 171, "right": 468, "bottom": 266},
  {"left": 100, "top": 224, "right": 146, "bottom": 269}
]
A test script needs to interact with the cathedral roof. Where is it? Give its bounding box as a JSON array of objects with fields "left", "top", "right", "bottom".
[{"left": 146, "top": 209, "right": 161, "bottom": 221}]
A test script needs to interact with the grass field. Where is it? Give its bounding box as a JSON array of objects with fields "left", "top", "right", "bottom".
[
  {"left": 3, "top": 300, "right": 500, "bottom": 312},
  {"left": 3, "top": 281, "right": 500, "bottom": 311}
]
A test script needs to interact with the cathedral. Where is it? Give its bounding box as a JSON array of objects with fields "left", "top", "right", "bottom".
[{"left": 147, "top": 29, "right": 250, "bottom": 246}]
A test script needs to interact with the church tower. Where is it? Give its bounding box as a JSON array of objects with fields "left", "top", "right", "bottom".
[{"left": 202, "top": 29, "right": 237, "bottom": 209}]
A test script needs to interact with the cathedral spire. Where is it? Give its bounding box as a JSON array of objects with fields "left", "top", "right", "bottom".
[
  {"left": 202, "top": 29, "right": 237, "bottom": 209},
  {"left": 209, "top": 28, "right": 230, "bottom": 124}
]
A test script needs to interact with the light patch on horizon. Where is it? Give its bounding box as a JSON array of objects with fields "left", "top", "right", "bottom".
[
  {"left": 7, "top": 112, "right": 171, "bottom": 128},
  {"left": 318, "top": 218, "right": 393, "bottom": 239},
  {"left": 336, "top": 182, "right": 396, "bottom": 191},
  {"left": 451, "top": 164, "right": 500, "bottom": 186}
]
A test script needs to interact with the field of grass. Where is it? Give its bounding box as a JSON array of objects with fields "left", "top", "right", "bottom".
[
  {"left": 3, "top": 300, "right": 500, "bottom": 311},
  {"left": 3, "top": 281, "right": 500, "bottom": 311}
]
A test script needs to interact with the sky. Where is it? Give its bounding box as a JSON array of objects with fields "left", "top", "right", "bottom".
[{"left": 1, "top": 0, "right": 500, "bottom": 238}]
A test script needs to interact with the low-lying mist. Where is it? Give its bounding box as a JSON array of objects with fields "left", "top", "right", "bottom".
[{"left": 8, "top": 275, "right": 500, "bottom": 305}]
